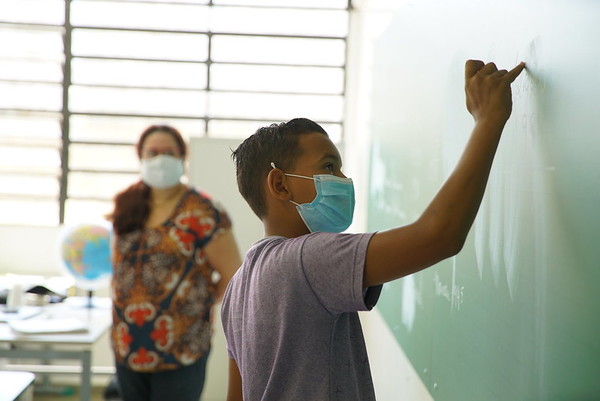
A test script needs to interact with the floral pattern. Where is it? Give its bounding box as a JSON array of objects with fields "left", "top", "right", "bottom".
[{"left": 110, "top": 188, "right": 231, "bottom": 372}]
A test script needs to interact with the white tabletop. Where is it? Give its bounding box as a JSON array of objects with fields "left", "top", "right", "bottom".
[
  {"left": 0, "top": 371, "right": 35, "bottom": 401},
  {"left": 0, "top": 297, "right": 111, "bottom": 346}
]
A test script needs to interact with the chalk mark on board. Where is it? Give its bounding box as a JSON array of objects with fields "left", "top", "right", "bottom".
[
  {"left": 433, "top": 257, "right": 465, "bottom": 312},
  {"left": 369, "top": 140, "right": 407, "bottom": 223},
  {"left": 473, "top": 37, "right": 549, "bottom": 300}
]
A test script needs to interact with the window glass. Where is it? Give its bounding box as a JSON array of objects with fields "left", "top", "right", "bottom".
[
  {"left": 0, "top": 28, "right": 64, "bottom": 60},
  {"left": 0, "top": 112, "right": 62, "bottom": 142},
  {"left": 68, "top": 172, "right": 139, "bottom": 199},
  {"left": 207, "top": 119, "right": 274, "bottom": 139},
  {"left": 0, "top": 60, "right": 63, "bottom": 82},
  {"left": 0, "top": 0, "right": 65, "bottom": 25},
  {"left": 0, "top": 174, "right": 60, "bottom": 197},
  {"left": 71, "top": 1, "right": 209, "bottom": 31},
  {"left": 72, "top": 29, "right": 209, "bottom": 61},
  {"left": 0, "top": 145, "right": 61, "bottom": 174},
  {"left": 69, "top": 86, "right": 206, "bottom": 117},
  {"left": 208, "top": 92, "right": 343, "bottom": 122},
  {"left": 70, "top": 115, "right": 204, "bottom": 143},
  {"left": 72, "top": 58, "right": 207, "bottom": 89},
  {"left": 109, "top": 0, "right": 209, "bottom": 4},
  {"left": 0, "top": 82, "right": 62, "bottom": 111},
  {"left": 211, "top": 64, "right": 344, "bottom": 94},
  {"left": 213, "top": 0, "right": 347, "bottom": 9},
  {"left": 68, "top": 144, "right": 139, "bottom": 172},
  {"left": 210, "top": 6, "right": 348, "bottom": 36},
  {"left": 207, "top": 120, "right": 341, "bottom": 143},
  {"left": 64, "top": 199, "right": 113, "bottom": 225},
  {"left": 211, "top": 35, "right": 345, "bottom": 66}
]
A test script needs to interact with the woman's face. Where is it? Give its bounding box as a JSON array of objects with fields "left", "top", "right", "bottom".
[{"left": 140, "top": 131, "right": 182, "bottom": 160}]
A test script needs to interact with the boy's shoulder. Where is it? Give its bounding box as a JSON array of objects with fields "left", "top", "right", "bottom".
[
  {"left": 241, "top": 232, "right": 374, "bottom": 275},
  {"left": 248, "top": 232, "right": 363, "bottom": 253},
  {"left": 223, "top": 230, "right": 380, "bottom": 325}
]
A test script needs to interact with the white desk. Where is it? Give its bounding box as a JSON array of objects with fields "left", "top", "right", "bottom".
[
  {"left": 0, "top": 371, "right": 35, "bottom": 401},
  {"left": 0, "top": 297, "right": 112, "bottom": 401}
]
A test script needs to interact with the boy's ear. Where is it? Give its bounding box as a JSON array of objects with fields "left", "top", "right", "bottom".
[{"left": 267, "top": 168, "right": 291, "bottom": 200}]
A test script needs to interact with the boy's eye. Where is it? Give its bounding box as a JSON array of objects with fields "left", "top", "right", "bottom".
[{"left": 324, "top": 163, "right": 334, "bottom": 172}]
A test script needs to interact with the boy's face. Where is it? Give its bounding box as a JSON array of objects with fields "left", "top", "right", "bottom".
[{"left": 285, "top": 132, "right": 346, "bottom": 205}]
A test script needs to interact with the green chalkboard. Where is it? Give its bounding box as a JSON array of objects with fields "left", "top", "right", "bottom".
[{"left": 365, "top": 1, "right": 600, "bottom": 400}]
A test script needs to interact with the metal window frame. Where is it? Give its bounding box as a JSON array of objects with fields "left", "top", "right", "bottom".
[{"left": 0, "top": 0, "right": 352, "bottom": 226}]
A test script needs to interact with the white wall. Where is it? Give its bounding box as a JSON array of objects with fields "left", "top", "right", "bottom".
[
  {"left": 188, "top": 137, "right": 264, "bottom": 401},
  {"left": 0, "top": 225, "right": 63, "bottom": 276},
  {"left": 361, "top": 310, "right": 434, "bottom": 401},
  {"left": 188, "top": 137, "right": 264, "bottom": 257}
]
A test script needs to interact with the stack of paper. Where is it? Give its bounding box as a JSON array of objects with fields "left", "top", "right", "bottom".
[
  {"left": 0, "top": 306, "right": 43, "bottom": 322},
  {"left": 8, "top": 318, "right": 88, "bottom": 334}
]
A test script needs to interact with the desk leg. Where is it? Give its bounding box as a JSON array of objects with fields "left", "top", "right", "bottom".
[
  {"left": 0, "top": 347, "right": 101, "bottom": 400},
  {"left": 80, "top": 350, "right": 92, "bottom": 401}
]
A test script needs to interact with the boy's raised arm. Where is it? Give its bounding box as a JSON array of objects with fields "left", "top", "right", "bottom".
[{"left": 364, "top": 60, "right": 526, "bottom": 288}]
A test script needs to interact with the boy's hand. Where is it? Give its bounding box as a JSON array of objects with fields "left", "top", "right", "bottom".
[
  {"left": 465, "top": 60, "right": 526, "bottom": 124},
  {"left": 364, "top": 60, "right": 526, "bottom": 288}
]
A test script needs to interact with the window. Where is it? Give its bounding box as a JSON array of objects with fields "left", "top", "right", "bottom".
[{"left": 0, "top": 0, "right": 350, "bottom": 226}]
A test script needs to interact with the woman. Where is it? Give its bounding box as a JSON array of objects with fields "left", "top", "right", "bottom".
[{"left": 107, "top": 124, "right": 242, "bottom": 401}]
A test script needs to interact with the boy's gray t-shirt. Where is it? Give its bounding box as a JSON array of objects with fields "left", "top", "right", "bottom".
[{"left": 221, "top": 232, "right": 382, "bottom": 401}]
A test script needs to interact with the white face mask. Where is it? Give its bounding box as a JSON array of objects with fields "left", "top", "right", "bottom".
[{"left": 140, "top": 155, "right": 184, "bottom": 189}]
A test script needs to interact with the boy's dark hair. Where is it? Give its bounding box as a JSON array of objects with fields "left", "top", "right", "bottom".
[{"left": 232, "top": 118, "right": 328, "bottom": 218}]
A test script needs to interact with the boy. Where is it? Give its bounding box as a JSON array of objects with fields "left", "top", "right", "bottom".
[{"left": 221, "top": 59, "right": 526, "bottom": 400}]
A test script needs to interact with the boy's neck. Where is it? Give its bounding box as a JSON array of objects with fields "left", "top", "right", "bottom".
[{"left": 264, "top": 216, "right": 310, "bottom": 238}]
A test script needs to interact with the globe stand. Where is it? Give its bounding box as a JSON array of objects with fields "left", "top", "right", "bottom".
[
  {"left": 86, "top": 290, "right": 94, "bottom": 309},
  {"left": 63, "top": 288, "right": 110, "bottom": 310}
]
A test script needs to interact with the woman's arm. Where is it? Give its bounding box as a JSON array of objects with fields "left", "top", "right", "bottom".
[{"left": 204, "top": 229, "right": 243, "bottom": 301}]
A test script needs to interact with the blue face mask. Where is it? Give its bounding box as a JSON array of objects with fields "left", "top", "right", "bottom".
[{"left": 271, "top": 163, "right": 355, "bottom": 233}]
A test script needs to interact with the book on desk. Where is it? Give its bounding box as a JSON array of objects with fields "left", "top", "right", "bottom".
[
  {"left": 7, "top": 316, "right": 89, "bottom": 334},
  {"left": 0, "top": 305, "right": 89, "bottom": 334},
  {"left": 0, "top": 306, "right": 43, "bottom": 323}
]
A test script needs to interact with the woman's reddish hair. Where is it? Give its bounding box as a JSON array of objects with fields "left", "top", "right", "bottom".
[{"left": 107, "top": 125, "right": 187, "bottom": 235}]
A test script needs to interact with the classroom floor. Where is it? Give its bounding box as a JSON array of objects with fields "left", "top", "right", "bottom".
[{"left": 33, "top": 386, "right": 106, "bottom": 401}]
